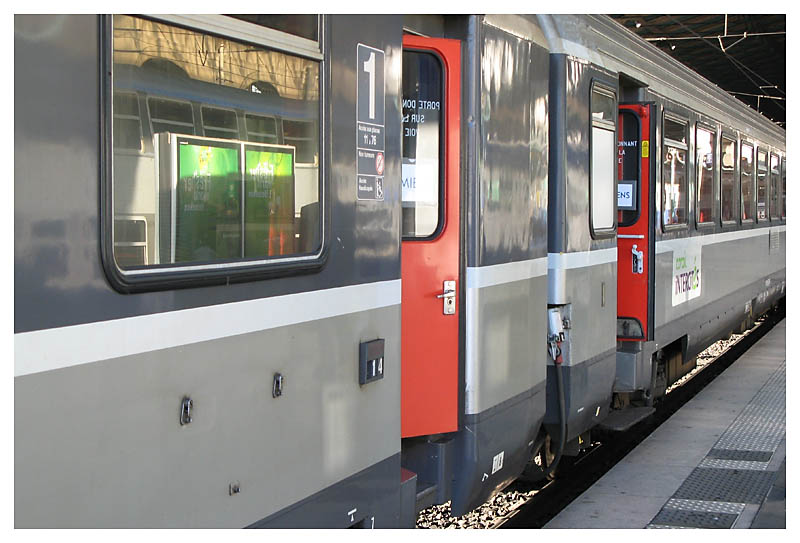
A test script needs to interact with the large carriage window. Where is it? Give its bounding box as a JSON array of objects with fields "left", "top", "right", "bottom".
[
  {"left": 741, "top": 143, "right": 755, "bottom": 221},
  {"left": 590, "top": 84, "right": 617, "bottom": 235},
  {"left": 757, "top": 149, "right": 768, "bottom": 221},
  {"left": 402, "top": 50, "right": 443, "bottom": 238},
  {"left": 111, "top": 15, "right": 321, "bottom": 272},
  {"left": 695, "top": 125, "right": 715, "bottom": 225},
  {"left": 770, "top": 153, "right": 780, "bottom": 220},
  {"left": 720, "top": 136, "right": 737, "bottom": 223},
  {"left": 662, "top": 115, "right": 688, "bottom": 227}
]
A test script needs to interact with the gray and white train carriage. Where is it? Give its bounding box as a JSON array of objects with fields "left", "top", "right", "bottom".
[
  {"left": 15, "top": 14, "right": 554, "bottom": 528},
  {"left": 14, "top": 13, "right": 785, "bottom": 529},
  {"left": 545, "top": 15, "right": 786, "bottom": 406}
]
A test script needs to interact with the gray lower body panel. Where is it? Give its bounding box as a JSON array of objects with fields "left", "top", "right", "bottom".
[
  {"left": 544, "top": 348, "right": 616, "bottom": 443},
  {"left": 450, "top": 382, "right": 546, "bottom": 517},
  {"left": 248, "top": 453, "right": 405, "bottom": 528}
]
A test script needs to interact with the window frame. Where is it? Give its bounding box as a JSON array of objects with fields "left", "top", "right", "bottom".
[
  {"left": 769, "top": 151, "right": 780, "bottom": 222},
  {"left": 719, "top": 132, "right": 738, "bottom": 226},
  {"left": 661, "top": 111, "right": 690, "bottom": 231},
  {"left": 756, "top": 146, "right": 769, "bottom": 223},
  {"left": 401, "top": 47, "right": 447, "bottom": 242},
  {"left": 101, "top": 14, "right": 328, "bottom": 293},
  {"left": 694, "top": 122, "right": 717, "bottom": 228},
  {"left": 740, "top": 140, "right": 755, "bottom": 224},
  {"left": 588, "top": 80, "right": 618, "bottom": 239}
]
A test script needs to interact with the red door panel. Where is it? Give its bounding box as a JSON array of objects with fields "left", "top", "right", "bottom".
[
  {"left": 617, "top": 104, "right": 653, "bottom": 341},
  {"left": 401, "top": 35, "right": 461, "bottom": 438}
]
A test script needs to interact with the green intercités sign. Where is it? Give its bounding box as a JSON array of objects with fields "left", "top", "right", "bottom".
[
  {"left": 174, "top": 137, "right": 295, "bottom": 263},
  {"left": 672, "top": 243, "right": 702, "bottom": 306}
]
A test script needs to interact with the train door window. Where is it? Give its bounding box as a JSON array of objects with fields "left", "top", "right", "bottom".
[
  {"left": 402, "top": 50, "right": 443, "bottom": 239},
  {"left": 769, "top": 153, "right": 780, "bottom": 220},
  {"left": 113, "top": 92, "right": 143, "bottom": 152},
  {"left": 662, "top": 114, "right": 688, "bottom": 228},
  {"left": 740, "top": 142, "right": 755, "bottom": 222},
  {"left": 590, "top": 83, "right": 617, "bottom": 236},
  {"left": 720, "top": 135, "right": 737, "bottom": 224},
  {"left": 617, "top": 110, "right": 640, "bottom": 227},
  {"left": 282, "top": 119, "right": 318, "bottom": 164},
  {"left": 108, "top": 15, "right": 323, "bottom": 283},
  {"left": 246, "top": 114, "right": 279, "bottom": 144},
  {"left": 756, "top": 148, "right": 768, "bottom": 221},
  {"left": 695, "top": 125, "right": 716, "bottom": 225},
  {"left": 202, "top": 106, "right": 239, "bottom": 140},
  {"left": 781, "top": 157, "right": 786, "bottom": 219}
]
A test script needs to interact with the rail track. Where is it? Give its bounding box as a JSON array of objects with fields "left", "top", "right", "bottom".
[{"left": 415, "top": 305, "right": 785, "bottom": 529}]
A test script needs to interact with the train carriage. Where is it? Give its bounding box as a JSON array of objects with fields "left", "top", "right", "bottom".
[{"left": 14, "top": 13, "right": 785, "bottom": 528}]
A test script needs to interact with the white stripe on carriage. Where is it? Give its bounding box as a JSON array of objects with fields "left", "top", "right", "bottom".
[
  {"left": 15, "top": 279, "right": 402, "bottom": 378},
  {"left": 655, "top": 226, "right": 783, "bottom": 254},
  {"left": 548, "top": 247, "right": 617, "bottom": 269},
  {"left": 466, "top": 257, "right": 548, "bottom": 290}
]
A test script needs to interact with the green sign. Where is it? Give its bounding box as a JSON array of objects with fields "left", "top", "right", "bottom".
[
  {"left": 176, "top": 139, "right": 241, "bottom": 262},
  {"left": 244, "top": 145, "right": 295, "bottom": 257}
]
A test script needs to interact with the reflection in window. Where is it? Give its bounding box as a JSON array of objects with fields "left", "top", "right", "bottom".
[
  {"left": 662, "top": 116, "right": 687, "bottom": 227},
  {"left": 720, "top": 136, "right": 737, "bottom": 223},
  {"left": 770, "top": 154, "right": 780, "bottom": 220},
  {"left": 402, "top": 50, "right": 443, "bottom": 238},
  {"left": 111, "top": 15, "right": 321, "bottom": 271},
  {"left": 757, "top": 149, "right": 768, "bottom": 221},
  {"left": 202, "top": 106, "right": 238, "bottom": 139},
  {"left": 696, "top": 126, "right": 715, "bottom": 224},
  {"left": 590, "top": 85, "right": 616, "bottom": 234},
  {"left": 741, "top": 143, "right": 755, "bottom": 221}
]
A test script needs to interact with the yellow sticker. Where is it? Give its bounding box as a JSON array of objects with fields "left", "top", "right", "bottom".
[{"left": 642, "top": 140, "right": 650, "bottom": 158}]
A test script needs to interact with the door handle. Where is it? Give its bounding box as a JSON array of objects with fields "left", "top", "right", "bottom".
[
  {"left": 631, "top": 244, "right": 644, "bottom": 274},
  {"left": 437, "top": 280, "right": 456, "bottom": 315}
]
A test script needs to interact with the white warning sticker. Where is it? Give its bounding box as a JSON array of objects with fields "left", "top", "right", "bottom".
[{"left": 491, "top": 451, "right": 504, "bottom": 474}]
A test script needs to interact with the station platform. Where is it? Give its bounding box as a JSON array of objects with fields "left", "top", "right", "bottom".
[{"left": 545, "top": 320, "right": 786, "bottom": 529}]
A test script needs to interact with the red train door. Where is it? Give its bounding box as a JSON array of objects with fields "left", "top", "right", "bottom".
[
  {"left": 617, "top": 103, "right": 655, "bottom": 341},
  {"left": 400, "top": 35, "right": 461, "bottom": 438}
]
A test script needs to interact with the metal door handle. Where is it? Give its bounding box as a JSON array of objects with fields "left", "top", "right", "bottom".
[{"left": 438, "top": 280, "right": 456, "bottom": 315}]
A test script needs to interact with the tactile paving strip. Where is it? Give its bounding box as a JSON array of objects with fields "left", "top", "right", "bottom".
[
  {"left": 650, "top": 508, "right": 739, "bottom": 529},
  {"left": 706, "top": 448, "right": 773, "bottom": 462},
  {"left": 646, "top": 360, "right": 785, "bottom": 529},
  {"left": 672, "top": 468, "right": 776, "bottom": 503},
  {"left": 698, "top": 458, "right": 770, "bottom": 471},
  {"left": 663, "top": 499, "right": 745, "bottom": 515}
]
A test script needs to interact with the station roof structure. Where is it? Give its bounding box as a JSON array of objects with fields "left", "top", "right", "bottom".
[{"left": 609, "top": 14, "right": 785, "bottom": 128}]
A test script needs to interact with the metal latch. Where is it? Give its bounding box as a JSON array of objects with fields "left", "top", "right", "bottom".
[
  {"left": 436, "top": 280, "right": 456, "bottom": 315},
  {"left": 631, "top": 244, "right": 644, "bottom": 274}
]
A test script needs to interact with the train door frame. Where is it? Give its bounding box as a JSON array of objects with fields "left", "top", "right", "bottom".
[
  {"left": 617, "top": 102, "right": 657, "bottom": 343},
  {"left": 400, "top": 35, "right": 462, "bottom": 438}
]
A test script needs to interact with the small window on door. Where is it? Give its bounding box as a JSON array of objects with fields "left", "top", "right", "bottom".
[
  {"left": 401, "top": 50, "right": 444, "bottom": 239},
  {"left": 617, "top": 110, "right": 640, "bottom": 227}
]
